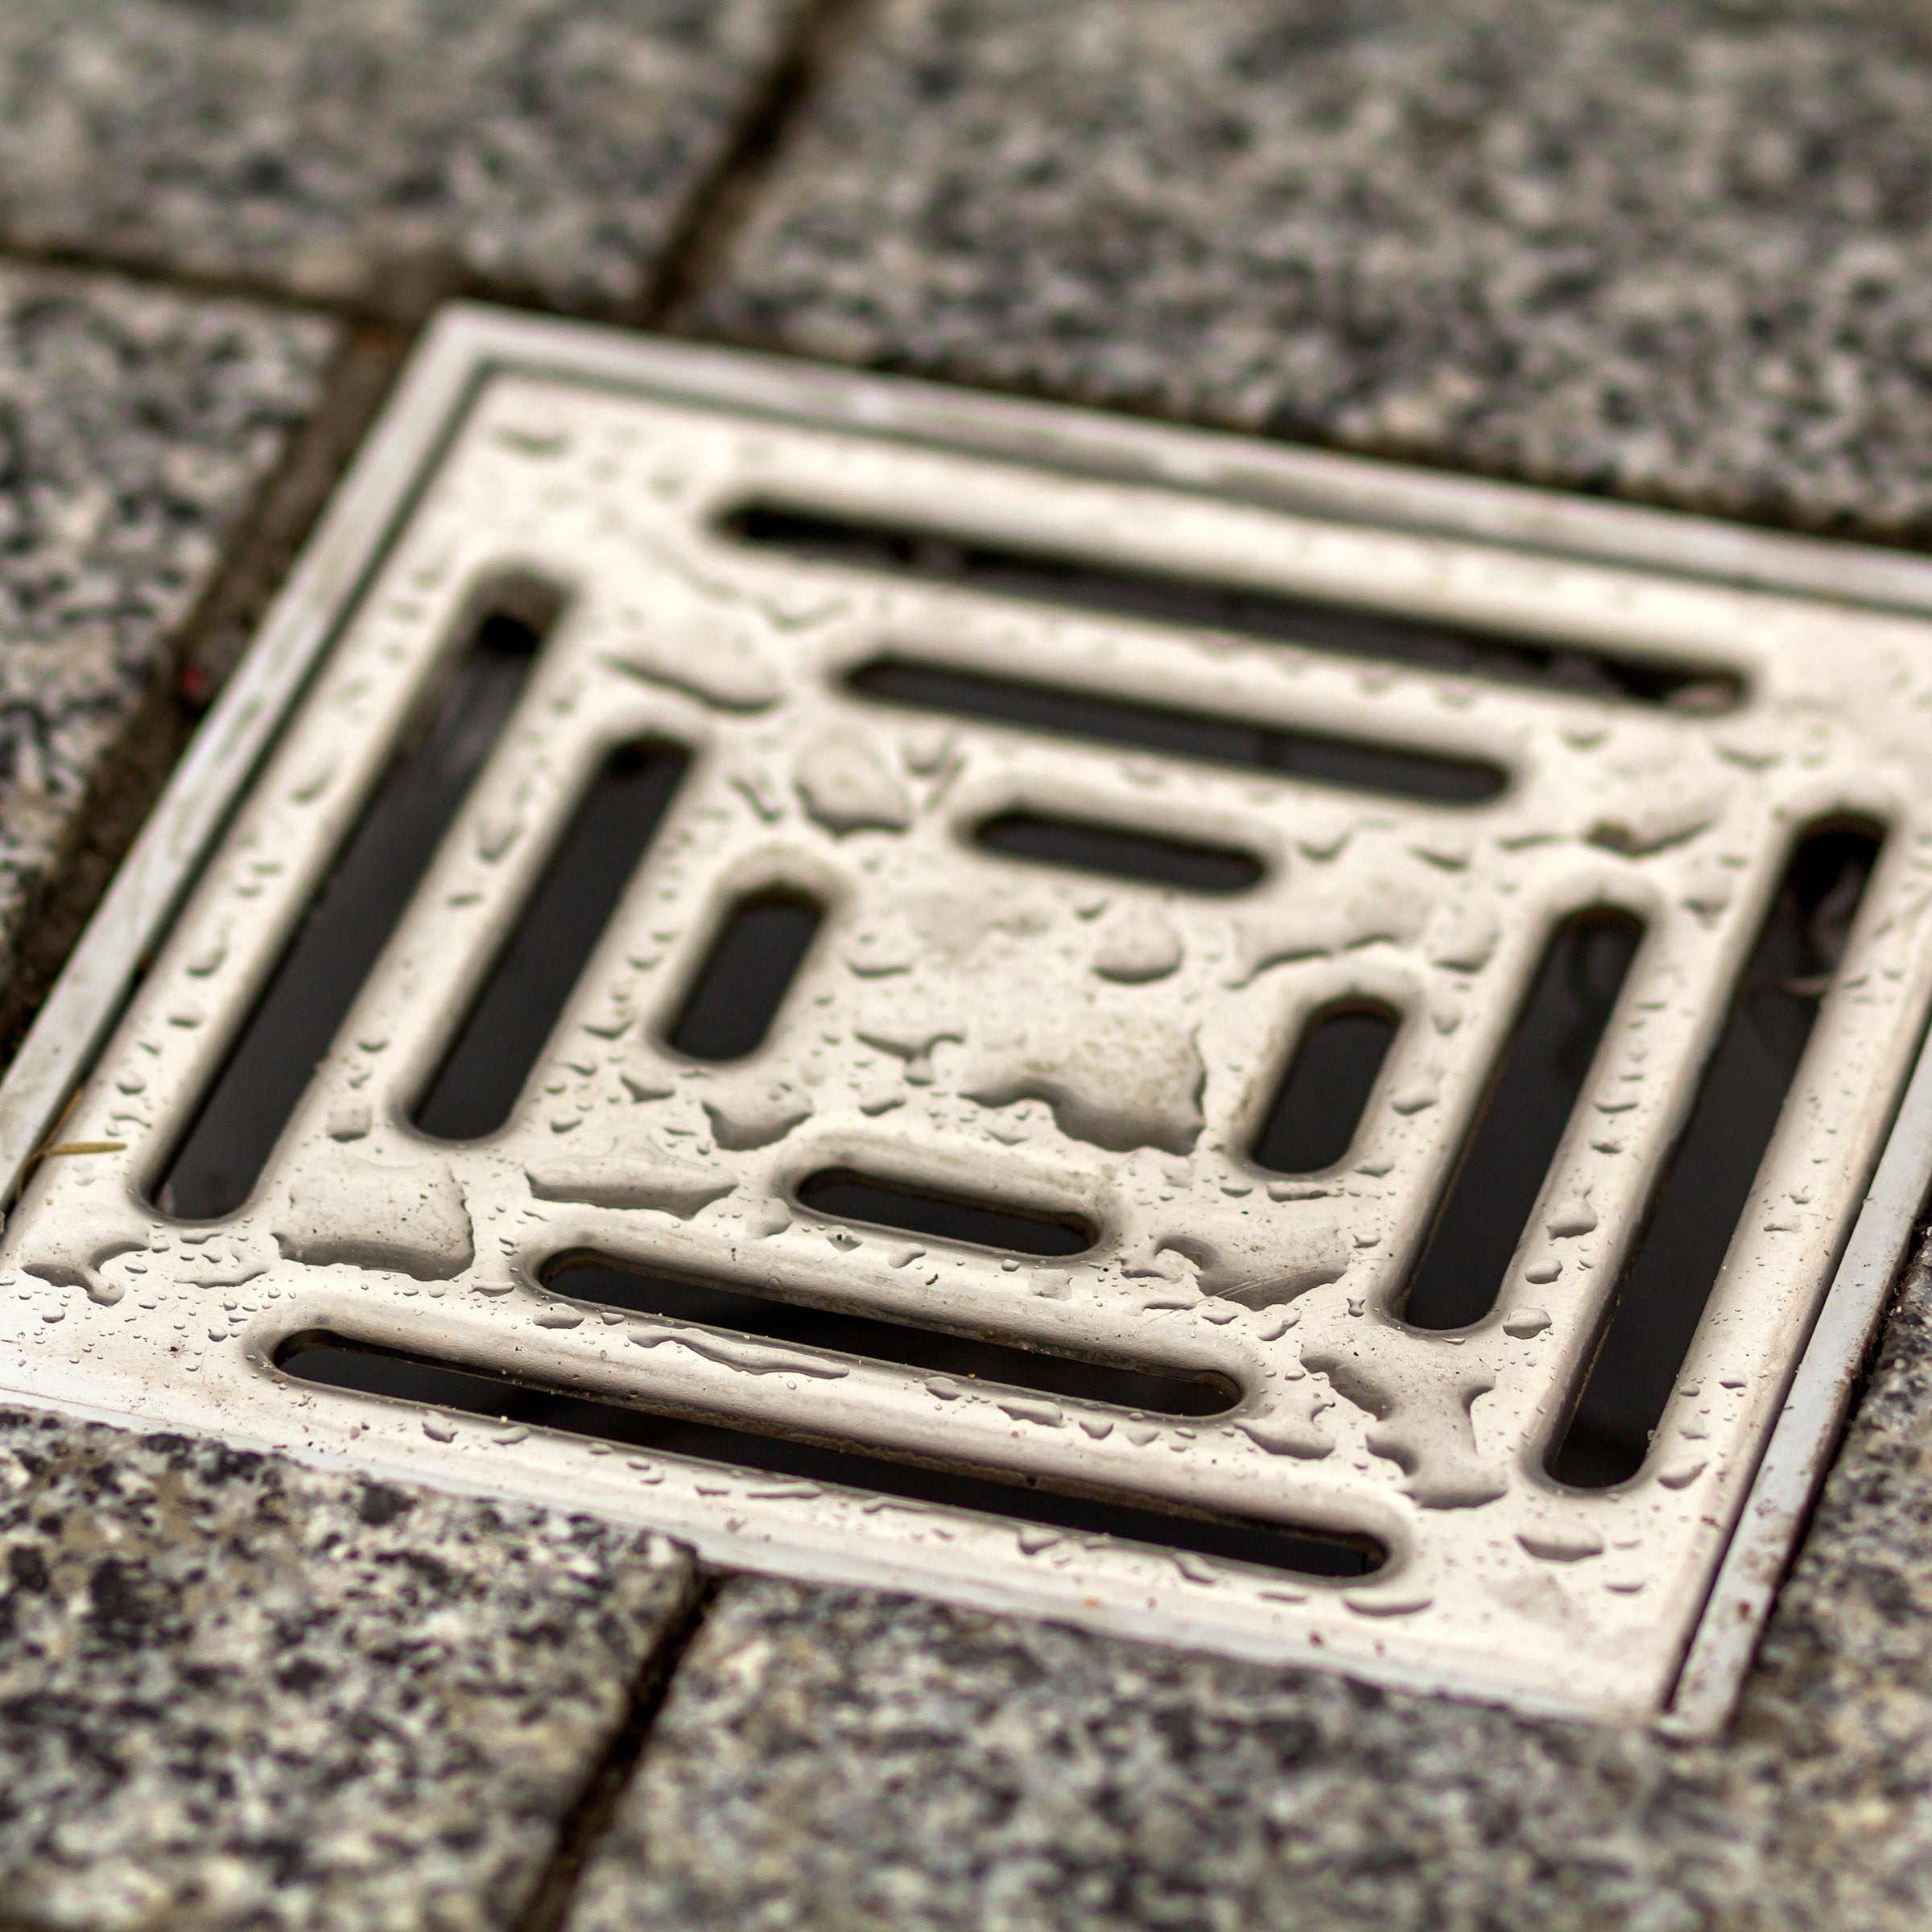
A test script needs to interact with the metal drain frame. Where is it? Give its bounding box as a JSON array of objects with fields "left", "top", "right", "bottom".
[{"left": 0, "top": 305, "right": 1929, "bottom": 1729}]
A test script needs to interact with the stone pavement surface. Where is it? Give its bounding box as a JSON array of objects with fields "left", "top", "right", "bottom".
[
  {"left": 0, "top": 268, "right": 335, "bottom": 1008},
  {"left": 705, "top": 0, "right": 1932, "bottom": 540},
  {"left": 0, "top": 1408, "right": 694, "bottom": 1932},
  {"left": 0, "top": 0, "right": 808, "bottom": 318},
  {"left": 4, "top": 0, "right": 1932, "bottom": 1927}
]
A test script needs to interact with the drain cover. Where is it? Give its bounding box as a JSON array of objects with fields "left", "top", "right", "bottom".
[{"left": 4, "top": 310, "right": 1932, "bottom": 1723}]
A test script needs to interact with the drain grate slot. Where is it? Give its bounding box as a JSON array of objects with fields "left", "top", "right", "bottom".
[
  {"left": 1552, "top": 825, "right": 1883, "bottom": 1488},
  {"left": 415, "top": 741, "right": 688, "bottom": 1141},
  {"left": 279, "top": 1336, "right": 1371, "bottom": 1577},
  {"left": 1402, "top": 911, "right": 1642, "bottom": 1331},
  {"left": 795, "top": 1169, "right": 1095, "bottom": 1257},
  {"left": 668, "top": 891, "right": 823, "bottom": 1063},
  {"left": 1254, "top": 1002, "right": 1401, "bottom": 1175},
  {"left": 852, "top": 658, "right": 1505, "bottom": 805},
  {"left": 155, "top": 590, "right": 555, "bottom": 1219},
  {"left": 735, "top": 506, "right": 1742, "bottom": 712},
  {"left": 976, "top": 811, "right": 1263, "bottom": 894},
  {"left": 544, "top": 1257, "right": 1234, "bottom": 1417}
]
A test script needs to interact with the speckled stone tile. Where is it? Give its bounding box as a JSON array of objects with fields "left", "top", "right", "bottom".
[
  {"left": 704, "top": 0, "right": 1932, "bottom": 541},
  {"left": 561, "top": 1252, "right": 1932, "bottom": 1931},
  {"left": 0, "top": 1405, "right": 695, "bottom": 1932},
  {"left": 0, "top": 266, "right": 335, "bottom": 993},
  {"left": 0, "top": 0, "right": 808, "bottom": 318}
]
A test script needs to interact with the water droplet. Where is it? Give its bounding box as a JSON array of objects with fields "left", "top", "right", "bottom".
[
  {"left": 1517, "top": 1528, "right": 1603, "bottom": 1562},
  {"left": 477, "top": 814, "right": 523, "bottom": 862},
  {"left": 795, "top": 729, "right": 912, "bottom": 833},
  {"left": 997, "top": 1397, "right": 1065, "bottom": 1428},
  {"left": 1344, "top": 1589, "right": 1434, "bottom": 1617},
  {"left": 1092, "top": 906, "right": 1183, "bottom": 985},
  {"left": 291, "top": 758, "right": 338, "bottom": 803}
]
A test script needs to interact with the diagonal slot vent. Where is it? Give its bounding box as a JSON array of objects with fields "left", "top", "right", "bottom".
[
  {"left": 1402, "top": 910, "right": 1642, "bottom": 1331},
  {"left": 852, "top": 658, "right": 1504, "bottom": 805},
  {"left": 796, "top": 1168, "right": 1094, "bottom": 1257},
  {"left": 414, "top": 741, "right": 688, "bottom": 1141},
  {"left": 733, "top": 505, "right": 1741, "bottom": 712},
  {"left": 1551, "top": 824, "right": 1883, "bottom": 1488},
  {"left": 544, "top": 1257, "right": 1236, "bottom": 1417},
  {"left": 668, "top": 890, "right": 823, "bottom": 1063},
  {"left": 976, "top": 811, "right": 1263, "bottom": 894},
  {"left": 278, "top": 1335, "right": 1377, "bottom": 1579},
  {"left": 1254, "top": 1001, "right": 1400, "bottom": 1175},
  {"left": 155, "top": 588, "right": 559, "bottom": 1220}
]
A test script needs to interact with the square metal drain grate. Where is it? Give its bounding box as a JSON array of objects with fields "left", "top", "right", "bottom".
[{"left": 4, "top": 309, "right": 1932, "bottom": 1724}]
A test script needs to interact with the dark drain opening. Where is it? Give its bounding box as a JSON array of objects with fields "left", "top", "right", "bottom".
[
  {"left": 667, "top": 892, "right": 823, "bottom": 1062},
  {"left": 730, "top": 504, "right": 1741, "bottom": 712},
  {"left": 415, "top": 741, "right": 688, "bottom": 1141},
  {"left": 1552, "top": 824, "right": 1883, "bottom": 1488},
  {"left": 543, "top": 1257, "right": 1236, "bottom": 1417},
  {"left": 278, "top": 1336, "right": 1377, "bottom": 1579},
  {"left": 155, "top": 585, "right": 559, "bottom": 1220},
  {"left": 796, "top": 1169, "right": 1094, "bottom": 1257},
  {"left": 1402, "top": 910, "right": 1642, "bottom": 1331},
  {"left": 977, "top": 811, "right": 1263, "bottom": 894},
  {"left": 1254, "top": 1002, "right": 1400, "bottom": 1174},
  {"left": 852, "top": 657, "right": 1505, "bottom": 806}
]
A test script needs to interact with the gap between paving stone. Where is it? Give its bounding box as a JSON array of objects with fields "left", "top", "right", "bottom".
[
  {"left": 0, "top": 1408, "right": 699, "bottom": 1932},
  {"left": 646, "top": 0, "right": 883, "bottom": 328},
  {"left": 0, "top": 266, "right": 341, "bottom": 1021},
  {"left": 0, "top": 0, "right": 820, "bottom": 327},
  {"left": 512, "top": 1579, "right": 722, "bottom": 1932},
  {"left": 0, "top": 318, "right": 402, "bottom": 1070}
]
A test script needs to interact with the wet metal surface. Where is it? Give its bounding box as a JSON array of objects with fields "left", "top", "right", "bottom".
[{"left": 5, "top": 314, "right": 1932, "bottom": 1720}]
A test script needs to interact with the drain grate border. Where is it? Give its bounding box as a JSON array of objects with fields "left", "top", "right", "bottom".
[{"left": 1, "top": 308, "right": 1930, "bottom": 1731}]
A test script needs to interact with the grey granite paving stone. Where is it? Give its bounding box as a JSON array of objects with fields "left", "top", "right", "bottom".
[
  {"left": 561, "top": 1250, "right": 1932, "bottom": 1931},
  {"left": 0, "top": 266, "right": 336, "bottom": 999},
  {"left": 0, "top": 0, "right": 808, "bottom": 319},
  {"left": 704, "top": 0, "right": 1932, "bottom": 541},
  {"left": 0, "top": 1405, "right": 695, "bottom": 1932}
]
